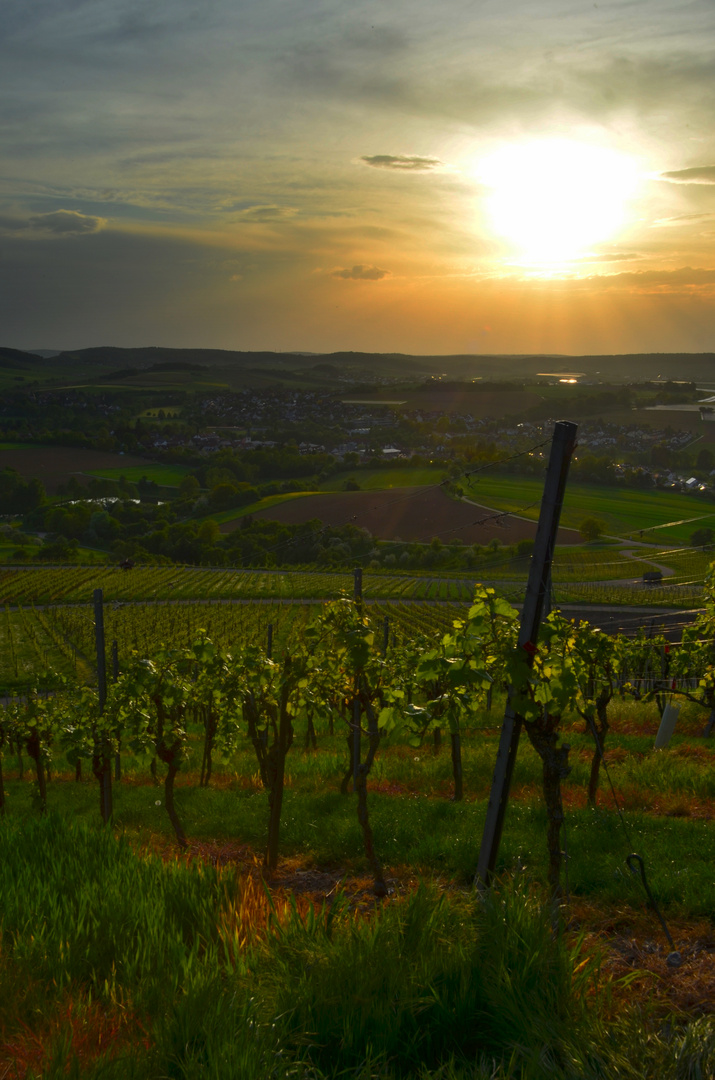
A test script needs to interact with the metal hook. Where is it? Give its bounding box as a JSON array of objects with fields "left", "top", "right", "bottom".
[{"left": 626, "top": 852, "right": 680, "bottom": 965}]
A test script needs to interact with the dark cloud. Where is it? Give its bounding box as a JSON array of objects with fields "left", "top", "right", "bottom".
[
  {"left": 28, "top": 210, "right": 106, "bottom": 233},
  {"left": 660, "top": 166, "right": 715, "bottom": 184},
  {"left": 332, "top": 265, "right": 390, "bottom": 280},
  {"left": 361, "top": 154, "right": 443, "bottom": 171},
  {"left": 0, "top": 215, "right": 28, "bottom": 232}
]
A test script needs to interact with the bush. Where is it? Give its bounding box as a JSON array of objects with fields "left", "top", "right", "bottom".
[
  {"left": 691, "top": 527, "right": 715, "bottom": 549},
  {"left": 578, "top": 517, "right": 605, "bottom": 542}
]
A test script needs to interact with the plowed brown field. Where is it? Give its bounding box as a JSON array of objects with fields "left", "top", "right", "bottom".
[
  {"left": 243, "top": 486, "right": 581, "bottom": 544},
  {"left": 1, "top": 446, "right": 154, "bottom": 493}
]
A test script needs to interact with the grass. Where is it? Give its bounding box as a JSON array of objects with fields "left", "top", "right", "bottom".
[
  {"left": 5, "top": 777, "right": 715, "bottom": 914},
  {"left": 0, "top": 816, "right": 605, "bottom": 1079},
  {"left": 4, "top": 816, "right": 715, "bottom": 1079},
  {"left": 207, "top": 491, "right": 317, "bottom": 525},
  {"left": 85, "top": 464, "right": 193, "bottom": 487},
  {"left": 319, "top": 467, "right": 447, "bottom": 491},
  {"left": 462, "top": 474, "right": 715, "bottom": 543}
]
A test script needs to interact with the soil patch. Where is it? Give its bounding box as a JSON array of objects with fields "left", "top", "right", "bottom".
[
  {"left": 0, "top": 446, "right": 154, "bottom": 494},
  {"left": 238, "top": 486, "right": 581, "bottom": 544}
]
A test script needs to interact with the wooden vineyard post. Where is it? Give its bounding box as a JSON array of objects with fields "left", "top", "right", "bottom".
[
  {"left": 353, "top": 567, "right": 363, "bottom": 790},
  {"left": 112, "top": 639, "right": 121, "bottom": 781},
  {"left": 94, "top": 590, "right": 107, "bottom": 714},
  {"left": 266, "top": 623, "right": 273, "bottom": 660},
  {"left": 93, "top": 589, "right": 113, "bottom": 824},
  {"left": 475, "top": 420, "right": 578, "bottom": 891}
]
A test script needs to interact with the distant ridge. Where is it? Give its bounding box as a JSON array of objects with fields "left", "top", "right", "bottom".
[
  {"left": 2, "top": 345, "right": 714, "bottom": 382},
  {"left": 0, "top": 346, "right": 42, "bottom": 368}
]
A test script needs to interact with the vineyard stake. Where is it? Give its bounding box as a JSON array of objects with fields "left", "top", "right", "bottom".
[
  {"left": 112, "top": 639, "right": 121, "bottom": 781},
  {"left": 353, "top": 567, "right": 363, "bottom": 789},
  {"left": 476, "top": 420, "right": 578, "bottom": 890},
  {"left": 94, "top": 590, "right": 107, "bottom": 714},
  {"left": 93, "top": 589, "right": 113, "bottom": 823}
]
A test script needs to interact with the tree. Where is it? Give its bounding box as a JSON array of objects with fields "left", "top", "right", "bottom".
[
  {"left": 690, "top": 527, "right": 714, "bottom": 549},
  {"left": 197, "top": 519, "right": 221, "bottom": 546},
  {"left": 697, "top": 448, "right": 714, "bottom": 472},
  {"left": 179, "top": 474, "right": 200, "bottom": 499},
  {"left": 579, "top": 517, "right": 605, "bottom": 542}
]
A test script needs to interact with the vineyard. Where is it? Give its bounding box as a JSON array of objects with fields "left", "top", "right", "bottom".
[
  {"left": 4, "top": 578, "right": 715, "bottom": 880},
  {"left": 4, "top": 568, "right": 715, "bottom": 1076},
  {"left": 0, "top": 550, "right": 709, "bottom": 609}
]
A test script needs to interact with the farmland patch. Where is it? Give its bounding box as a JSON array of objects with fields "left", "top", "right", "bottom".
[
  {"left": 249, "top": 486, "right": 581, "bottom": 544},
  {"left": 319, "top": 467, "right": 446, "bottom": 491},
  {"left": 85, "top": 463, "right": 193, "bottom": 487},
  {"left": 461, "top": 474, "right": 715, "bottom": 542},
  {"left": 0, "top": 445, "right": 155, "bottom": 494}
]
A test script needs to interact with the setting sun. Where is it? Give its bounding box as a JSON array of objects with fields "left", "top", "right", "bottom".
[{"left": 478, "top": 139, "right": 640, "bottom": 264}]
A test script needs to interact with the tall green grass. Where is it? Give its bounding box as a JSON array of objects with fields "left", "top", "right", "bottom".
[
  {"left": 0, "top": 816, "right": 602, "bottom": 1078},
  {"left": 4, "top": 818, "right": 715, "bottom": 1078}
]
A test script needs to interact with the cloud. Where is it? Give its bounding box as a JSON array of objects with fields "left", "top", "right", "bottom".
[
  {"left": 332, "top": 264, "right": 390, "bottom": 280},
  {"left": 659, "top": 166, "right": 715, "bottom": 185},
  {"left": 577, "top": 252, "right": 641, "bottom": 263},
  {"left": 579, "top": 266, "right": 715, "bottom": 293},
  {"left": 652, "top": 212, "right": 715, "bottom": 227},
  {"left": 233, "top": 205, "right": 298, "bottom": 223},
  {"left": 28, "top": 210, "right": 106, "bottom": 234},
  {"left": 361, "top": 154, "right": 443, "bottom": 171}
]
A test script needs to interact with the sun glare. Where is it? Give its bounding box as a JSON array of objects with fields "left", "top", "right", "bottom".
[{"left": 477, "top": 139, "right": 639, "bottom": 265}]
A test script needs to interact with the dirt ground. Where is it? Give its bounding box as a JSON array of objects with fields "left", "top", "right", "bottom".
[
  {"left": 244, "top": 486, "right": 582, "bottom": 545},
  {"left": 1, "top": 447, "right": 154, "bottom": 494}
]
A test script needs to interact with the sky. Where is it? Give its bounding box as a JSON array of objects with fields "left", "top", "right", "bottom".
[{"left": 2, "top": 0, "right": 715, "bottom": 357}]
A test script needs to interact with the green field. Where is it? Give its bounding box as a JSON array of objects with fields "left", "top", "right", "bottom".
[
  {"left": 209, "top": 491, "right": 316, "bottom": 525},
  {"left": 85, "top": 463, "right": 194, "bottom": 487},
  {"left": 320, "top": 467, "right": 447, "bottom": 491},
  {"left": 462, "top": 474, "right": 715, "bottom": 543}
]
